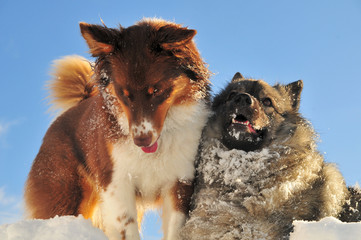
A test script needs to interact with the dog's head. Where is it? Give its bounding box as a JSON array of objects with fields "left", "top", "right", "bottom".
[
  {"left": 79, "top": 19, "right": 210, "bottom": 153},
  {"left": 209, "top": 73, "right": 303, "bottom": 151}
]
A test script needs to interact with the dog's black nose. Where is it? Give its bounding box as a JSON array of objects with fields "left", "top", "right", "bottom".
[
  {"left": 235, "top": 93, "right": 253, "bottom": 106},
  {"left": 134, "top": 135, "right": 153, "bottom": 147}
]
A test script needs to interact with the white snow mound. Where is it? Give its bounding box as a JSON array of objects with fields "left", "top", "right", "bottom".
[
  {"left": 291, "top": 217, "right": 361, "bottom": 240},
  {"left": 1, "top": 215, "right": 361, "bottom": 240},
  {"left": 0, "top": 215, "right": 107, "bottom": 240}
]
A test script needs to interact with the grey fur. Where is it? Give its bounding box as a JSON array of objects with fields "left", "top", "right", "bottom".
[{"left": 181, "top": 74, "right": 348, "bottom": 240}]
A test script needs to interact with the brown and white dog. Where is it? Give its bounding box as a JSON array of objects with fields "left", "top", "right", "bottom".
[{"left": 25, "top": 18, "right": 210, "bottom": 240}]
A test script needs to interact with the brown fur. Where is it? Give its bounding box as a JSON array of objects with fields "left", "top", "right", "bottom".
[
  {"left": 25, "top": 93, "right": 115, "bottom": 218},
  {"left": 181, "top": 73, "right": 349, "bottom": 239},
  {"left": 171, "top": 181, "right": 194, "bottom": 213},
  {"left": 78, "top": 19, "right": 210, "bottom": 146},
  {"left": 25, "top": 18, "right": 210, "bottom": 240}
]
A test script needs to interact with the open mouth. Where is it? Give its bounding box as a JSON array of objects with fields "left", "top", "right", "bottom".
[
  {"left": 222, "top": 113, "right": 267, "bottom": 151},
  {"left": 231, "top": 114, "right": 257, "bottom": 134}
]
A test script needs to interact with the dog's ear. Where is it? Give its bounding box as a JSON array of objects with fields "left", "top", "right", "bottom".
[
  {"left": 79, "top": 22, "right": 120, "bottom": 57},
  {"left": 285, "top": 80, "right": 303, "bottom": 110},
  {"left": 231, "top": 72, "right": 244, "bottom": 82},
  {"left": 157, "top": 25, "right": 196, "bottom": 50}
]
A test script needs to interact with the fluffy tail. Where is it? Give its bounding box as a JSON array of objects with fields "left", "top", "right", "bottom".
[{"left": 47, "top": 55, "right": 96, "bottom": 113}]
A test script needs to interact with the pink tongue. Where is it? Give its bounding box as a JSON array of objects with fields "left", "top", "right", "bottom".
[
  {"left": 141, "top": 141, "right": 158, "bottom": 153},
  {"left": 246, "top": 122, "right": 257, "bottom": 134}
]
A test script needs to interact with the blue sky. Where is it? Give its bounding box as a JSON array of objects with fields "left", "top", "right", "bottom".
[{"left": 1, "top": 0, "right": 361, "bottom": 238}]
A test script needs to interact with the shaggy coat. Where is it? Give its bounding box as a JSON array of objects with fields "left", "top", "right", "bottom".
[{"left": 181, "top": 73, "right": 348, "bottom": 240}]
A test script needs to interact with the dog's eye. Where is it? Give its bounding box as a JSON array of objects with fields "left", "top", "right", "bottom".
[
  {"left": 148, "top": 87, "right": 163, "bottom": 97},
  {"left": 121, "top": 89, "right": 133, "bottom": 101},
  {"left": 123, "top": 89, "right": 130, "bottom": 97},
  {"left": 153, "top": 88, "right": 159, "bottom": 95},
  {"left": 262, "top": 98, "right": 272, "bottom": 107}
]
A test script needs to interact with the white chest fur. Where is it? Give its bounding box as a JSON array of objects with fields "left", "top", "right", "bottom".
[
  {"left": 96, "top": 101, "right": 209, "bottom": 240},
  {"left": 110, "top": 100, "right": 209, "bottom": 203}
]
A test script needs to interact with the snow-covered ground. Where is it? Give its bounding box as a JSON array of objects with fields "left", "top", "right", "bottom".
[
  {"left": 291, "top": 217, "right": 361, "bottom": 240},
  {"left": 1, "top": 215, "right": 361, "bottom": 240},
  {"left": 0, "top": 216, "right": 107, "bottom": 240}
]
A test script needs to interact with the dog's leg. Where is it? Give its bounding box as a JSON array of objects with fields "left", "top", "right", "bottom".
[
  {"left": 100, "top": 182, "right": 140, "bottom": 240},
  {"left": 162, "top": 180, "right": 193, "bottom": 240}
]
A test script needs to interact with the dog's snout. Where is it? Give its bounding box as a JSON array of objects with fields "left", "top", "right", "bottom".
[
  {"left": 133, "top": 134, "right": 153, "bottom": 147},
  {"left": 235, "top": 93, "right": 253, "bottom": 106},
  {"left": 131, "top": 120, "right": 158, "bottom": 148}
]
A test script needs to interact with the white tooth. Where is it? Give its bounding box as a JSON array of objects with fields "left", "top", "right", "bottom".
[{"left": 232, "top": 118, "right": 236, "bottom": 123}]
